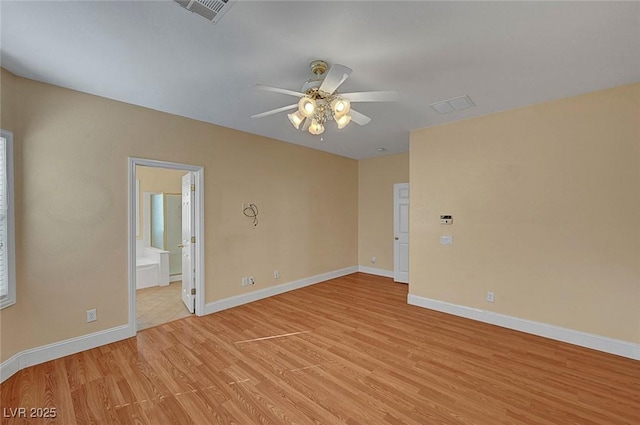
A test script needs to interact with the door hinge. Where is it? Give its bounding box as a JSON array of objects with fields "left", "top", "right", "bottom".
[
  {"left": 190, "top": 288, "right": 196, "bottom": 295},
  {"left": 191, "top": 183, "right": 195, "bottom": 192},
  {"left": 191, "top": 236, "right": 196, "bottom": 243}
]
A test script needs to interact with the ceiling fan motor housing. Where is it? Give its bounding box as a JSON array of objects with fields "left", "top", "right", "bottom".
[
  {"left": 310, "top": 60, "right": 328, "bottom": 76},
  {"left": 302, "top": 60, "right": 329, "bottom": 92}
]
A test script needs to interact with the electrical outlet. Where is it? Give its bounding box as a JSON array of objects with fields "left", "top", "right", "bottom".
[
  {"left": 440, "top": 235, "right": 453, "bottom": 245},
  {"left": 274, "top": 270, "right": 279, "bottom": 279},
  {"left": 486, "top": 291, "right": 495, "bottom": 303},
  {"left": 86, "top": 309, "right": 97, "bottom": 322},
  {"left": 371, "top": 256, "right": 377, "bottom": 264},
  {"left": 249, "top": 276, "right": 255, "bottom": 285},
  {"left": 241, "top": 277, "right": 248, "bottom": 287}
]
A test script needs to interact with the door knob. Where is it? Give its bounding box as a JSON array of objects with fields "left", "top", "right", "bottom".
[{"left": 394, "top": 237, "right": 399, "bottom": 240}]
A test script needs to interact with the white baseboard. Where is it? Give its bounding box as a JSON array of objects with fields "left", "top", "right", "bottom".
[
  {"left": 358, "top": 266, "right": 394, "bottom": 278},
  {"left": 0, "top": 324, "right": 135, "bottom": 384},
  {"left": 0, "top": 355, "right": 19, "bottom": 383},
  {"left": 407, "top": 294, "right": 640, "bottom": 361},
  {"left": 203, "top": 266, "right": 359, "bottom": 315},
  {"left": 170, "top": 274, "right": 182, "bottom": 283}
]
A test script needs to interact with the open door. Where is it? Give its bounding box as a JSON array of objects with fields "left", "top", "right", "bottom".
[
  {"left": 393, "top": 183, "right": 409, "bottom": 283},
  {"left": 181, "top": 172, "right": 195, "bottom": 313}
]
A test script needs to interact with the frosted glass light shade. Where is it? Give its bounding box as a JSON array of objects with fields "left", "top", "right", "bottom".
[
  {"left": 298, "top": 96, "right": 316, "bottom": 117},
  {"left": 331, "top": 98, "right": 350, "bottom": 118},
  {"left": 336, "top": 114, "right": 352, "bottom": 129},
  {"left": 309, "top": 119, "right": 325, "bottom": 135},
  {"left": 287, "top": 111, "right": 305, "bottom": 129}
]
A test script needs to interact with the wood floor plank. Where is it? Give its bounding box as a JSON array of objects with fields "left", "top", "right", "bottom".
[{"left": 2, "top": 273, "right": 639, "bottom": 424}]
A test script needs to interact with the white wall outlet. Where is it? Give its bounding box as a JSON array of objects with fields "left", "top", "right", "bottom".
[
  {"left": 371, "top": 256, "right": 377, "bottom": 264},
  {"left": 486, "top": 291, "right": 495, "bottom": 303},
  {"left": 274, "top": 270, "right": 279, "bottom": 279},
  {"left": 249, "top": 276, "right": 255, "bottom": 285},
  {"left": 440, "top": 235, "right": 453, "bottom": 245},
  {"left": 86, "top": 309, "right": 97, "bottom": 322},
  {"left": 241, "top": 277, "right": 248, "bottom": 287}
]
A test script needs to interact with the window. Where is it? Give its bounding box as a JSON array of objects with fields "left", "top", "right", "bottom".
[{"left": 0, "top": 130, "right": 15, "bottom": 309}]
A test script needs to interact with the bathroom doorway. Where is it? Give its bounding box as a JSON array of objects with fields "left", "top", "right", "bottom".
[
  {"left": 128, "top": 158, "right": 204, "bottom": 332},
  {"left": 138, "top": 189, "right": 186, "bottom": 329}
]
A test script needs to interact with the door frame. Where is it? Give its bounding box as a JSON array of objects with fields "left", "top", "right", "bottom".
[{"left": 128, "top": 157, "right": 205, "bottom": 332}]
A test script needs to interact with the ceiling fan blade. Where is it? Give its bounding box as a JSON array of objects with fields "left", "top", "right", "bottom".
[
  {"left": 341, "top": 91, "right": 400, "bottom": 102},
  {"left": 349, "top": 109, "right": 372, "bottom": 126},
  {"left": 251, "top": 104, "right": 298, "bottom": 119},
  {"left": 318, "top": 64, "right": 352, "bottom": 94},
  {"left": 255, "top": 84, "right": 305, "bottom": 97}
]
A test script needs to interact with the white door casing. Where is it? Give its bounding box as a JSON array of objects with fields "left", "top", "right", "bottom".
[
  {"left": 181, "top": 172, "right": 196, "bottom": 313},
  {"left": 129, "top": 157, "right": 204, "bottom": 335},
  {"left": 394, "top": 183, "right": 409, "bottom": 283}
]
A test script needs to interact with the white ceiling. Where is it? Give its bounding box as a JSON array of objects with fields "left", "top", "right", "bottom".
[{"left": 2, "top": 1, "right": 639, "bottom": 159}]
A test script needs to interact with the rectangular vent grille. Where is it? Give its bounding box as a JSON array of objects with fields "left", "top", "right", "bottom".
[
  {"left": 173, "top": 0, "right": 236, "bottom": 23},
  {"left": 431, "top": 95, "right": 476, "bottom": 114}
]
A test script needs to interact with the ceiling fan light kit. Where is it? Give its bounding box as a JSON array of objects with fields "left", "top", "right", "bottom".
[
  {"left": 336, "top": 114, "right": 351, "bottom": 129},
  {"left": 331, "top": 98, "right": 350, "bottom": 118},
  {"left": 298, "top": 96, "right": 317, "bottom": 117},
  {"left": 287, "top": 111, "right": 305, "bottom": 129},
  {"left": 252, "top": 60, "right": 399, "bottom": 137},
  {"left": 294, "top": 88, "right": 352, "bottom": 135},
  {"left": 309, "top": 119, "right": 325, "bottom": 135}
]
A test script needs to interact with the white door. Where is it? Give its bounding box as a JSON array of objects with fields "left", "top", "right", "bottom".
[
  {"left": 394, "top": 183, "right": 409, "bottom": 283},
  {"left": 181, "top": 172, "right": 195, "bottom": 313}
]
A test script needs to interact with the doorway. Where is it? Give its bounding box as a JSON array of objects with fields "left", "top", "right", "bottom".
[
  {"left": 128, "top": 158, "right": 205, "bottom": 332},
  {"left": 137, "top": 189, "right": 187, "bottom": 330}
]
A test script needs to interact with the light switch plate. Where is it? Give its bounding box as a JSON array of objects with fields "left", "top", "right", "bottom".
[{"left": 440, "top": 215, "right": 453, "bottom": 225}]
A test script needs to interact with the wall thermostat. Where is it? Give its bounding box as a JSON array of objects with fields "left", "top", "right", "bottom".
[{"left": 440, "top": 215, "right": 453, "bottom": 225}]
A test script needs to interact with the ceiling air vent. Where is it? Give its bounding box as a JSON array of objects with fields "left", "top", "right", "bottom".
[
  {"left": 174, "top": 0, "right": 236, "bottom": 24},
  {"left": 431, "top": 95, "right": 476, "bottom": 114}
]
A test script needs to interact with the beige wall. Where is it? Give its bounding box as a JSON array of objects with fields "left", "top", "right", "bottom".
[
  {"left": 358, "top": 153, "right": 409, "bottom": 271},
  {"left": 135, "top": 166, "right": 184, "bottom": 241},
  {"left": 0, "top": 69, "right": 358, "bottom": 362},
  {"left": 410, "top": 83, "right": 640, "bottom": 343}
]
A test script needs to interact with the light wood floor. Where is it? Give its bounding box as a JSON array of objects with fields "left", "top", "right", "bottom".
[
  {"left": 136, "top": 281, "right": 192, "bottom": 330},
  {"left": 1, "top": 273, "right": 639, "bottom": 424}
]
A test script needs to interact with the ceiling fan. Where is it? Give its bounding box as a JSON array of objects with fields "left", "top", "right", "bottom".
[{"left": 251, "top": 60, "right": 399, "bottom": 136}]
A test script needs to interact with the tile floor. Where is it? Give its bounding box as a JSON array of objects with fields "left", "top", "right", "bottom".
[{"left": 136, "top": 281, "right": 192, "bottom": 330}]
